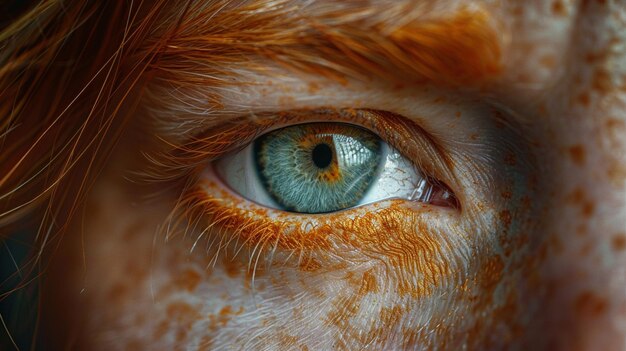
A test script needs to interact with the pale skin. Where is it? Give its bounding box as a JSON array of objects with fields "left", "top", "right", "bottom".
[{"left": 35, "top": 0, "right": 626, "bottom": 350}]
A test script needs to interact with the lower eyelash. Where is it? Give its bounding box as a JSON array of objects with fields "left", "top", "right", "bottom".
[{"left": 166, "top": 178, "right": 461, "bottom": 298}]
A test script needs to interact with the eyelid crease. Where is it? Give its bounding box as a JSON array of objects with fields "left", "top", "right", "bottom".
[{"left": 137, "top": 108, "right": 460, "bottom": 206}]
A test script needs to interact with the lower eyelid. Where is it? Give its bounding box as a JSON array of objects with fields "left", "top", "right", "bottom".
[
  {"left": 183, "top": 173, "right": 464, "bottom": 290},
  {"left": 195, "top": 170, "right": 459, "bottom": 249},
  {"left": 214, "top": 127, "right": 447, "bottom": 212}
]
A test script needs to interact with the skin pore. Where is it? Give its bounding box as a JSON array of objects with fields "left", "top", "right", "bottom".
[{"left": 1, "top": 0, "right": 626, "bottom": 350}]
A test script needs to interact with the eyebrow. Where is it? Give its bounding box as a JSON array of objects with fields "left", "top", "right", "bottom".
[{"left": 148, "top": 1, "right": 502, "bottom": 90}]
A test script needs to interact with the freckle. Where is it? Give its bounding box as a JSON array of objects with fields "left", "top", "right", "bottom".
[
  {"left": 176, "top": 328, "right": 188, "bottom": 343},
  {"left": 575, "top": 92, "right": 591, "bottom": 106},
  {"left": 592, "top": 68, "right": 612, "bottom": 93},
  {"left": 607, "top": 164, "right": 626, "bottom": 186},
  {"left": 469, "top": 133, "right": 478, "bottom": 141},
  {"left": 581, "top": 200, "right": 595, "bottom": 217},
  {"left": 567, "top": 144, "right": 586, "bottom": 166},
  {"left": 606, "top": 118, "right": 625, "bottom": 130},
  {"left": 551, "top": 0, "right": 566, "bottom": 15},
  {"left": 574, "top": 291, "right": 607, "bottom": 317},
  {"left": 566, "top": 188, "right": 595, "bottom": 217},
  {"left": 208, "top": 305, "right": 236, "bottom": 332},
  {"left": 567, "top": 188, "right": 585, "bottom": 204},
  {"left": 512, "top": 5, "right": 524, "bottom": 16},
  {"left": 499, "top": 210, "right": 512, "bottom": 227},
  {"left": 455, "top": 111, "right": 462, "bottom": 118},
  {"left": 107, "top": 283, "right": 130, "bottom": 304},
  {"left": 539, "top": 54, "right": 557, "bottom": 68},
  {"left": 174, "top": 269, "right": 202, "bottom": 292},
  {"left": 612, "top": 233, "right": 626, "bottom": 251},
  {"left": 222, "top": 254, "right": 243, "bottom": 277},
  {"left": 167, "top": 302, "right": 200, "bottom": 322},
  {"left": 219, "top": 305, "right": 233, "bottom": 316}
]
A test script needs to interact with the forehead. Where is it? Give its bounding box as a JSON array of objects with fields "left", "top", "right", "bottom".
[{"left": 156, "top": 0, "right": 617, "bottom": 111}]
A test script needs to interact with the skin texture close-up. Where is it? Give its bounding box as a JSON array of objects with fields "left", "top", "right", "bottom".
[{"left": 0, "top": 0, "right": 625, "bottom": 350}]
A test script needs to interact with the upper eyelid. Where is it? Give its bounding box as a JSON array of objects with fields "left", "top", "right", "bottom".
[
  {"left": 137, "top": 108, "right": 461, "bottom": 208},
  {"left": 360, "top": 109, "right": 458, "bottom": 190}
]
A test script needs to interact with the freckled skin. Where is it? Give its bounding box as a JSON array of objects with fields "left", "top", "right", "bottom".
[{"left": 40, "top": 0, "right": 626, "bottom": 350}]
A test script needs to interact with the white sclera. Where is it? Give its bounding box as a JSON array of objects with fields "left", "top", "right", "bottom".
[
  {"left": 358, "top": 143, "right": 429, "bottom": 206},
  {"left": 214, "top": 140, "right": 429, "bottom": 212},
  {"left": 214, "top": 143, "right": 282, "bottom": 209}
]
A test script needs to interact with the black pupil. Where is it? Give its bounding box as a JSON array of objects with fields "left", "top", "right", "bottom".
[{"left": 312, "top": 143, "right": 333, "bottom": 169}]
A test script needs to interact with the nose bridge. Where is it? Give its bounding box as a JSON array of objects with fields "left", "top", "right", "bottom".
[
  {"left": 541, "top": 141, "right": 626, "bottom": 350},
  {"left": 532, "top": 84, "right": 626, "bottom": 350},
  {"left": 530, "top": 2, "right": 626, "bottom": 348},
  {"left": 544, "top": 122, "right": 626, "bottom": 350}
]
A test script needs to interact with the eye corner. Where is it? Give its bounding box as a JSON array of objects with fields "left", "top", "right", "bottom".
[{"left": 424, "top": 178, "right": 461, "bottom": 210}]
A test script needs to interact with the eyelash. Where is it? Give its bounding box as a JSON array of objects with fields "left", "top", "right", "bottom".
[
  {"left": 166, "top": 179, "right": 454, "bottom": 292},
  {"left": 144, "top": 108, "right": 459, "bottom": 268},
  {"left": 142, "top": 108, "right": 457, "bottom": 193}
]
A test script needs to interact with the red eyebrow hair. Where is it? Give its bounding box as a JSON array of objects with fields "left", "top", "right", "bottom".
[{"left": 149, "top": 1, "right": 502, "bottom": 89}]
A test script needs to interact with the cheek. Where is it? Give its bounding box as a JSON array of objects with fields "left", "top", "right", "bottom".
[
  {"left": 37, "top": 143, "right": 541, "bottom": 351},
  {"left": 65, "top": 173, "right": 526, "bottom": 350},
  {"left": 75, "top": 197, "right": 427, "bottom": 349}
]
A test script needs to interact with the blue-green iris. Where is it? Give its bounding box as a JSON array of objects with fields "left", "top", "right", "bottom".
[{"left": 254, "top": 123, "right": 382, "bottom": 213}]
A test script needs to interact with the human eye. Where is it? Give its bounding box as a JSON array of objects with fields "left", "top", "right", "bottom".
[
  {"left": 162, "top": 107, "right": 463, "bottom": 249},
  {"left": 131, "top": 69, "right": 541, "bottom": 347},
  {"left": 8, "top": 0, "right": 626, "bottom": 349},
  {"left": 214, "top": 120, "right": 455, "bottom": 214}
]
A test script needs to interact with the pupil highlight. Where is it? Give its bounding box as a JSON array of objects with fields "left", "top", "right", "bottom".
[{"left": 312, "top": 143, "right": 333, "bottom": 169}]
